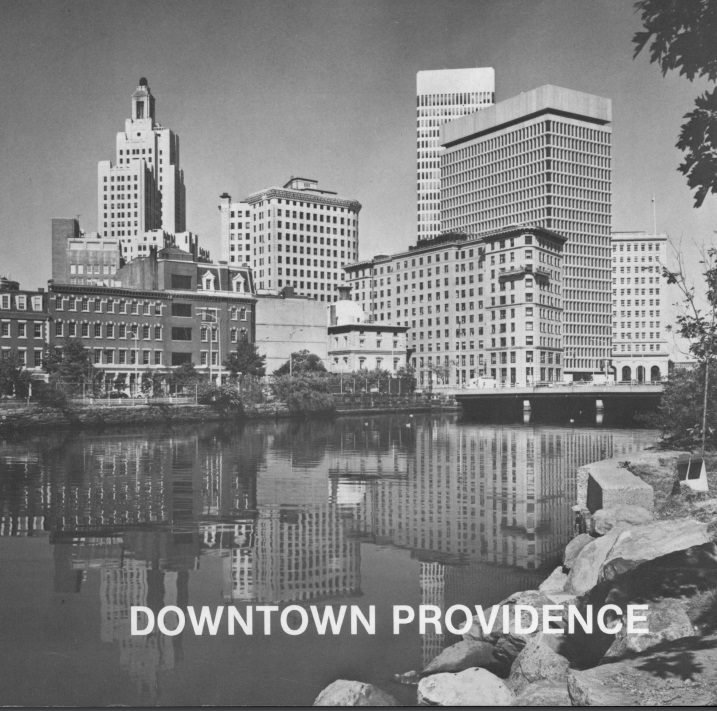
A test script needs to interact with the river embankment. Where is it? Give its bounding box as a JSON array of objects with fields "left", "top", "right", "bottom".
[
  {"left": 313, "top": 449, "right": 717, "bottom": 706},
  {"left": 0, "top": 398, "right": 458, "bottom": 433}
]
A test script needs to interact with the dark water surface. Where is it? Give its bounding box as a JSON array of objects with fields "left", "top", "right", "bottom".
[{"left": 0, "top": 414, "right": 657, "bottom": 706}]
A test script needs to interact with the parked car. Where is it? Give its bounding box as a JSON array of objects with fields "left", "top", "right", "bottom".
[{"left": 109, "top": 391, "right": 129, "bottom": 399}]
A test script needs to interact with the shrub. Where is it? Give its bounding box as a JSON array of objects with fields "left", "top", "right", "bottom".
[
  {"left": 197, "top": 384, "right": 245, "bottom": 418},
  {"left": 271, "top": 374, "right": 335, "bottom": 414}
]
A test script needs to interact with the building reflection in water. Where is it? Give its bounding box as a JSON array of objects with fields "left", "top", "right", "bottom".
[{"left": 0, "top": 417, "right": 656, "bottom": 699}]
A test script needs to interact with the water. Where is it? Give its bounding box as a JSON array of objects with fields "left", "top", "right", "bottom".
[{"left": 0, "top": 414, "right": 657, "bottom": 706}]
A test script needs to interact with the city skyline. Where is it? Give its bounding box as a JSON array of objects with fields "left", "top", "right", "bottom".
[{"left": 1, "top": 0, "right": 716, "bottom": 312}]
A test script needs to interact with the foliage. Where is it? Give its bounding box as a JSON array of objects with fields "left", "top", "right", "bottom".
[
  {"left": 273, "top": 349, "right": 326, "bottom": 376},
  {"left": 271, "top": 373, "right": 335, "bottom": 414},
  {"left": 140, "top": 369, "right": 167, "bottom": 397},
  {"left": 34, "top": 381, "right": 71, "bottom": 410},
  {"left": 0, "top": 352, "right": 32, "bottom": 398},
  {"left": 235, "top": 374, "right": 266, "bottom": 407},
  {"left": 327, "top": 366, "right": 417, "bottom": 394},
  {"left": 42, "top": 338, "right": 103, "bottom": 396},
  {"left": 197, "top": 383, "right": 245, "bottom": 417},
  {"left": 634, "top": 0, "right": 717, "bottom": 206},
  {"left": 224, "top": 340, "right": 266, "bottom": 378},
  {"left": 169, "top": 361, "right": 200, "bottom": 393},
  {"left": 428, "top": 362, "right": 452, "bottom": 385},
  {"left": 653, "top": 365, "right": 717, "bottom": 448}
]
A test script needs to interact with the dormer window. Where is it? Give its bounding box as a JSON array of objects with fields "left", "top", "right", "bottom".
[
  {"left": 232, "top": 273, "right": 245, "bottom": 293},
  {"left": 202, "top": 271, "right": 216, "bottom": 291}
]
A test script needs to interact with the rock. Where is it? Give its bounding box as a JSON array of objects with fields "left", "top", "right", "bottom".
[
  {"left": 577, "top": 457, "right": 654, "bottom": 512},
  {"left": 565, "top": 527, "right": 627, "bottom": 596},
  {"left": 392, "top": 670, "right": 420, "bottom": 686},
  {"left": 603, "top": 599, "right": 696, "bottom": 660},
  {"left": 313, "top": 680, "right": 399, "bottom": 706},
  {"left": 568, "top": 632, "right": 717, "bottom": 706},
  {"left": 515, "top": 680, "right": 572, "bottom": 706},
  {"left": 599, "top": 518, "right": 712, "bottom": 583},
  {"left": 422, "top": 640, "right": 497, "bottom": 676},
  {"left": 592, "top": 505, "right": 653, "bottom": 535},
  {"left": 568, "top": 668, "right": 641, "bottom": 706},
  {"left": 539, "top": 565, "right": 569, "bottom": 593},
  {"left": 563, "top": 533, "right": 594, "bottom": 570},
  {"left": 508, "top": 635, "right": 570, "bottom": 694},
  {"left": 417, "top": 668, "right": 515, "bottom": 706}
]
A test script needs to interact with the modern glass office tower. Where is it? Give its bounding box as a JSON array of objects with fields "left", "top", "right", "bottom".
[
  {"left": 416, "top": 68, "right": 495, "bottom": 241},
  {"left": 440, "top": 85, "right": 612, "bottom": 379}
]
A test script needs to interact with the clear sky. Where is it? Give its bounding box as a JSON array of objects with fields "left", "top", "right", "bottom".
[{"left": 1, "top": 0, "right": 715, "bottom": 307}]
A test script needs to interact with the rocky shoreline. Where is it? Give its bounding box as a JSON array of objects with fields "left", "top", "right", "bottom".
[{"left": 313, "top": 451, "right": 717, "bottom": 706}]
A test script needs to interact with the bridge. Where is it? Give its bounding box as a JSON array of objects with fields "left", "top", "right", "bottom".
[{"left": 448, "top": 382, "right": 663, "bottom": 424}]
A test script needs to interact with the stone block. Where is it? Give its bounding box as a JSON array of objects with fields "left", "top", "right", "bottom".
[{"left": 579, "top": 459, "right": 654, "bottom": 513}]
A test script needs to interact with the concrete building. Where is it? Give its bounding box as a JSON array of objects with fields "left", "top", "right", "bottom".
[
  {"left": 327, "top": 287, "right": 408, "bottom": 373},
  {"left": 254, "top": 287, "right": 327, "bottom": 373},
  {"left": 218, "top": 177, "right": 361, "bottom": 301},
  {"left": 416, "top": 68, "right": 495, "bottom": 241},
  {"left": 98, "top": 78, "right": 194, "bottom": 262},
  {"left": 0, "top": 277, "right": 48, "bottom": 376},
  {"left": 344, "top": 225, "right": 565, "bottom": 387},
  {"left": 48, "top": 247, "right": 255, "bottom": 392},
  {"left": 51, "top": 218, "right": 121, "bottom": 286},
  {"left": 611, "top": 231, "right": 669, "bottom": 382},
  {"left": 440, "top": 85, "right": 612, "bottom": 381}
]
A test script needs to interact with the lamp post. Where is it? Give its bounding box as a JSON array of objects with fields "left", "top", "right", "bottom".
[{"left": 288, "top": 328, "right": 303, "bottom": 376}]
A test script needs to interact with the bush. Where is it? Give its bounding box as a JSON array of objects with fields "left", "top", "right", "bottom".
[
  {"left": 197, "top": 384, "right": 245, "bottom": 418},
  {"left": 271, "top": 374, "right": 335, "bottom": 414},
  {"left": 34, "top": 381, "right": 71, "bottom": 411}
]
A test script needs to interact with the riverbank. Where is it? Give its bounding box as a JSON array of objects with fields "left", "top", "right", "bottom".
[
  {"left": 0, "top": 398, "right": 459, "bottom": 433},
  {"left": 314, "top": 449, "right": 717, "bottom": 706}
]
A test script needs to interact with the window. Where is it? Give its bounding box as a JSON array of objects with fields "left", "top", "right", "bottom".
[
  {"left": 0, "top": 294, "right": 10, "bottom": 309},
  {"left": 1, "top": 322, "right": 9, "bottom": 337},
  {"left": 172, "top": 327, "right": 192, "bottom": 341},
  {"left": 154, "top": 351, "right": 162, "bottom": 365},
  {"left": 171, "top": 274, "right": 192, "bottom": 290},
  {"left": 172, "top": 352, "right": 192, "bottom": 365},
  {"left": 106, "top": 323, "right": 114, "bottom": 338},
  {"left": 154, "top": 326, "right": 162, "bottom": 339},
  {"left": 18, "top": 323, "right": 26, "bottom": 338},
  {"left": 171, "top": 303, "right": 192, "bottom": 317}
]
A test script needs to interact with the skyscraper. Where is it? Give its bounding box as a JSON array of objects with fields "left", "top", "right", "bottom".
[
  {"left": 416, "top": 68, "right": 495, "bottom": 241},
  {"left": 219, "top": 177, "right": 361, "bottom": 301},
  {"left": 440, "top": 85, "right": 612, "bottom": 380},
  {"left": 98, "top": 78, "right": 187, "bottom": 261}
]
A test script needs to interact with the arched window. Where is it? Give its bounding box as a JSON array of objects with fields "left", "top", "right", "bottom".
[
  {"left": 621, "top": 365, "right": 631, "bottom": 382},
  {"left": 650, "top": 365, "right": 661, "bottom": 382},
  {"left": 232, "top": 273, "right": 245, "bottom": 293},
  {"left": 202, "top": 271, "right": 216, "bottom": 291}
]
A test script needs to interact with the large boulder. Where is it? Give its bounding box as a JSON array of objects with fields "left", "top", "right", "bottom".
[
  {"left": 507, "top": 635, "right": 570, "bottom": 694},
  {"left": 539, "top": 566, "right": 569, "bottom": 594},
  {"left": 591, "top": 505, "right": 653, "bottom": 535},
  {"left": 563, "top": 533, "right": 594, "bottom": 570},
  {"left": 422, "top": 640, "right": 497, "bottom": 676},
  {"left": 568, "top": 668, "right": 640, "bottom": 706},
  {"left": 568, "top": 632, "right": 717, "bottom": 706},
  {"left": 599, "top": 518, "right": 712, "bottom": 583},
  {"left": 417, "top": 668, "right": 515, "bottom": 706},
  {"left": 603, "top": 599, "right": 696, "bottom": 660},
  {"left": 515, "top": 680, "right": 571, "bottom": 706},
  {"left": 565, "top": 527, "right": 627, "bottom": 595},
  {"left": 313, "top": 680, "right": 398, "bottom": 706}
]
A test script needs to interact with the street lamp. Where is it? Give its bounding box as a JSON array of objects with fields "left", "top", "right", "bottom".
[
  {"left": 288, "top": 328, "right": 303, "bottom": 376},
  {"left": 201, "top": 308, "right": 221, "bottom": 385}
]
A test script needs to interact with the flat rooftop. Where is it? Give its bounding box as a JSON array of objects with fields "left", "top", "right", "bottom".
[
  {"left": 441, "top": 84, "right": 612, "bottom": 148},
  {"left": 417, "top": 67, "right": 495, "bottom": 94}
]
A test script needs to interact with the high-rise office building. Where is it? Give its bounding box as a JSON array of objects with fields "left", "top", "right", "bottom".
[
  {"left": 98, "top": 78, "right": 187, "bottom": 261},
  {"left": 219, "top": 177, "right": 361, "bottom": 301},
  {"left": 440, "top": 85, "right": 612, "bottom": 380},
  {"left": 611, "top": 231, "right": 669, "bottom": 382},
  {"left": 416, "top": 68, "right": 495, "bottom": 241}
]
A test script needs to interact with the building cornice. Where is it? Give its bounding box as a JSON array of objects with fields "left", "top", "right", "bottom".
[{"left": 245, "top": 187, "right": 362, "bottom": 212}]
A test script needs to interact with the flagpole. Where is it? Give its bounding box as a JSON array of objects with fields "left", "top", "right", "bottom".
[{"left": 652, "top": 194, "right": 657, "bottom": 235}]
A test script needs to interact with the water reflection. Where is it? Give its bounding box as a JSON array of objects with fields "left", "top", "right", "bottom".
[{"left": 0, "top": 415, "right": 656, "bottom": 706}]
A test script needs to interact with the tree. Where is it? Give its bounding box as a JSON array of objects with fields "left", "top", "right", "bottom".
[
  {"left": 429, "top": 362, "right": 452, "bottom": 385},
  {"left": 273, "top": 349, "right": 326, "bottom": 376},
  {"left": 224, "top": 339, "right": 266, "bottom": 378},
  {"left": 661, "top": 247, "right": 717, "bottom": 452},
  {"left": 42, "top": 338, "right": 103, "bottom": 396},
  {"left": 633, "top": 0, "right": 717, "bottom": 206},
  {"left": 170, "top": 361, "right": 200, "bottom": 393},
  {"left": 271, "top": 373, "right": 335, "bottom": 414},
  {"left": 0, "top": 352, "right": 32, "bottom": 398}
]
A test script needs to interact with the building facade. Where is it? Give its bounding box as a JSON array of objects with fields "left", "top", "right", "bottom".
[
  {"left": 48, "top": 248, "right": 255, "bottom": 392},
  {"left": 344, "top": 225, "right": 565, "bottom": 387},
  {"left": 611, "top": 231, "right": 669, "bottom": 382},
  {"left": 0, "top": 277, "right": 49, "bottom": 375},
  {"left": 440, "top": 85, "right": 612, "bottom": 380},
  {"left": 254, "top": 287, "right": 328, "bottom": 373},
  {"left": 416, "top": 68, "right": 495, "bottom": 241},
  {"left": 51, "top": 218, "right": 121, "bottom": 286},
  {"left": 218, "top": 177, "right": 361, "bottom": 301},
  {"left": 97, "top": 78, "right": 189, "bottom": 261}
]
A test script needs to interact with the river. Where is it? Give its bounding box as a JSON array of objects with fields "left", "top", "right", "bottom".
[{"left": 0, "top": 413, "right": 657, "bottom": 706}]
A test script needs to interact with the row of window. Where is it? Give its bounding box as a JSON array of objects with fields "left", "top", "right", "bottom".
[{"left": 0, "top": 294, "right": 43, "bottom": 311}]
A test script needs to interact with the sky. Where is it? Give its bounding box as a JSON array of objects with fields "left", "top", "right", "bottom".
[{"left": 1, "top": 0, "right": 716, "bottom": 328}]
